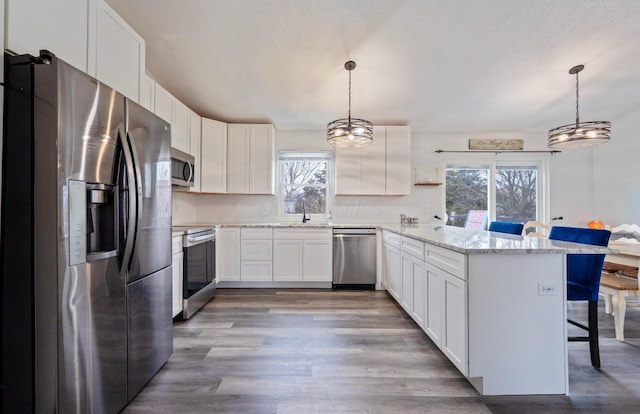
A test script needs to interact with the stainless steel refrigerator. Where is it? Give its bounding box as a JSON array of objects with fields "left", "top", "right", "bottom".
[{"left": 1, "top": 51, "right": 173, "bottom": 413}]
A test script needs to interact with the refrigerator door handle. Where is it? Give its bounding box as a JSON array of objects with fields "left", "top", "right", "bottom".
[
  {"left": 119, "top": 127, "right": 137, "bottom": 274},
  {"left": 126, "top": 131, "right": 144, "bottom": 256}
]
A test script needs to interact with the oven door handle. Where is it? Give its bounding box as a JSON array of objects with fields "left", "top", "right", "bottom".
[{"left": 185, "top": 234, "right": 215, "bottom": 247}]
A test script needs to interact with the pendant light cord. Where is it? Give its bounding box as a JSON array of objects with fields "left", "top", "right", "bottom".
[
  {"left": 575, "top": 71, "right": 580, "bottom": 126},
  {"left": 347, "top": 68, "right": 352, "bottom": 125}
]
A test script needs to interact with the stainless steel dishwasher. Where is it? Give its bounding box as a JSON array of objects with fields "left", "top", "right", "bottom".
[{"left": 332, "top": 228, "right": 377, "bottom": 289}]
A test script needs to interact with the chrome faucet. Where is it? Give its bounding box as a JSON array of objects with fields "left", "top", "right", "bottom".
[{"left": 302, "top": 198, "right": 310, "bottom": 223}]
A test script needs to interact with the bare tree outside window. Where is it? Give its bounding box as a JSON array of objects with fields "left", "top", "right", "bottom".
[
  {"left": 280, "top": 153, "right": 330, "bottom": 216},
  {"left": 446, "top": 166, "right": 489, "bottom": 227},
  {"left": 445, "top": 163, "right": 539, "bottom": 227},
  {"left": 496, "top": 166, "right": 537, "bottom": 223}
]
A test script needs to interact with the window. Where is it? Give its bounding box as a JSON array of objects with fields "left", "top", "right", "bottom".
[
  {"left": 445, "top": 158, "right": 547, "bottom": 228},
  {"left": 278, "top": 151, "right": 331, "bottom": 220}
]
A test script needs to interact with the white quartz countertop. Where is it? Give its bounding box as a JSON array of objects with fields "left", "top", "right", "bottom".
[{"left": 380, "top": 224, "right": 618, "bottom": 255}]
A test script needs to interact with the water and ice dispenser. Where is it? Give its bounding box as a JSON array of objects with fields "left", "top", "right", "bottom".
[{"left": 69, "top": 180, "right": 118, "bottom": 265}]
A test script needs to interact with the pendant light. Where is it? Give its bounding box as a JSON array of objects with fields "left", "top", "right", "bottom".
[
  {"left": 327, "top": 61, "right": 373, "bottom": 148},
  {"left": 548, "top": 64, "right": 611, "bottom": 148}
]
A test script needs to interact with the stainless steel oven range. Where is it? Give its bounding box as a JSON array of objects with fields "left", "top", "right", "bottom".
[{"left": 173, "top": 225, "right": 216, "bottom": 319}]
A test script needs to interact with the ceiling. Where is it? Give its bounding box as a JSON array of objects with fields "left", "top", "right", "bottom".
[{"left": 106, "top": 0, "right": 640, "bottom": 133}]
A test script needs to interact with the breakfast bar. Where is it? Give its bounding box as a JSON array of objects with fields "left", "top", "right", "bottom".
[{"left": 380, "top": 224, "right": 614, "bottom": 395}]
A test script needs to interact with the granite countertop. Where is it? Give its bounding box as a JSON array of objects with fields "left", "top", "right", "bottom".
[{"left": 380, "top": 224, "right": 618, "bottom": 255}]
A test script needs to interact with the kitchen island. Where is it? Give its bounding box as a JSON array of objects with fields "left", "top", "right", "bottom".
[{"left": 380, "top": 224, "right": 614, "bottom": 396}]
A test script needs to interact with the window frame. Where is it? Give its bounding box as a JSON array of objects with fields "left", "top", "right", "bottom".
[
  {"left": 442, "top": 154, "right": 550, "bottom": 225},
  {"left": 277, "top": 150, "right": 333, "bottom": 223}
]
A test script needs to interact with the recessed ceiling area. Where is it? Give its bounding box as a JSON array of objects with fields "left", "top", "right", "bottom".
[{"left": 106, "top": 0, "right": 640, "bottom": 132}]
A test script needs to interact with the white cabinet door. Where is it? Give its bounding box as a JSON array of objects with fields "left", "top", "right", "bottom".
[
  {"left": 171, "top": 98, "right": 190, "bottom": 153},
  {"left": 217, "top": 228, "right": 240, "bottom": 281},
  {"left": 411, "top": 257, "right": 426, "bottom": 329},
  {"left": 240, "top": 261, "right": 272, "bottom": 282},
  {"left": 335, "top": 125, "right": 410, "bottom": 195},
  {"left": 302, "top": 239, "right": 332, "bottom": 282},
  {"left": 385, "top": 244, "right": 401, "bottom": 301},
  {"left": 171, "top": 251, "right": 183, "bottom": 318},
  {"left": 6, "top": 0, "right": 89, "bottom": 72},
  {"left": 425, "top": 262, "right": 444, "bottom": 347},
  {"left": 201, "top": 118, "right": 227, "bottom": 193},
  {"left": 273, "top": 240, "right": 303, "bottom": 281},
  {"left": 442, "top": 271, "right": 468, "bottom": 375},
  {"left": 139, "top": 74, "right": 155, "bottom": 112},
  {"left": 92, "top": 1, "right": 145, "bottom": 102},
  {"left": 400, "top": 251, "right": 414, "bottom": 313},
  {"left": 188, "top": 111, "right": 202, "bottom": 192},
  {"left": 334, "top": 146, "right": 361, "bottom": 195},
  {"left": 359, "top": 126, "right": 386, "bottom": 195},
  {"left": 249, "top": 124, "right": 275, "bottom": 194},
  {"left": 241, "top": 240, "right": 273, "bottom": 261},
  {"left": 154, "top": 83, "right": 173, "bottom": 123},
  {"left": 227, "top": 124, "right": 251, "bottom": 193},
  {"left": 385, "top": 126, "right": 411, "bottom": 195}
]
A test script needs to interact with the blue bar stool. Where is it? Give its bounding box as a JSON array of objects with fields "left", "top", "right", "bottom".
[
  {"left": 488, "top": 221, "right": 524, "bottom": 235},
  {"left": 548, "top": 226, "right": 611, "bottom": 368}
]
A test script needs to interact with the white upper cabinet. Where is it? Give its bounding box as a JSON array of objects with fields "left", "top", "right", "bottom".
[
  {"left": 335, "top": 125, "right": 410, "bottom": 195},
  {"left": 153, "top": 83, "right": 173, "bottom": 123},
  {"left": 89, "top": 0, "right": 145, "bottom": 102},
  {"left": 171, "top": 98, "right": 191, "bottom": 153},
  {"left": 188, "top": 111, "right": 202, "bottom": 192},
  {"left": 201, "top": 118, "right": 228, "bottom": 193},
  {"left": 227, "top": 124, "right": 275, "bottom": 194},
  {"left": 6, "top": 0, "right": 90, "bottom": 72},
  {"left": 139, "top": 74, "right": 155, "bottom": 112},
  {"left": 385, "top": 126, "right": 412, "bottom": 195}
]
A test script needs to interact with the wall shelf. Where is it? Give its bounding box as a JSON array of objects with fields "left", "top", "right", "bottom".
[{"left": 415, "top": 182, "right": 442, "bottom": 186}]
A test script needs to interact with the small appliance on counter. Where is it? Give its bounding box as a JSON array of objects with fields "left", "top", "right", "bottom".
[{"left": 172, "top": 225, "right": 217, "bottom": 318}]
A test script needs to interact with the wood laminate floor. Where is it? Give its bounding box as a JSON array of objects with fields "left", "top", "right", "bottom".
[{"left": 123, "top": 289, "right": 640, "bottom": 414}]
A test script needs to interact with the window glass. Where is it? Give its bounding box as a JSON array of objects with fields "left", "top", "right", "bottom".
[
  {"left": 445, "top": 164, "right": 489, "bottom": 227},
  {"left": 279, "top": 152, "right": 331, "bottom": 217},
  {"left": 445, "top": 161, "right": 542, "bottom": 228}
]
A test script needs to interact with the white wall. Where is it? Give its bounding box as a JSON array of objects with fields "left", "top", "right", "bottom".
[
  {"left": 173, "top": 125, "right": 633, "bottom": 227},
  {"left": 593, "top": 107, "right": 640, "bottom": 226}
]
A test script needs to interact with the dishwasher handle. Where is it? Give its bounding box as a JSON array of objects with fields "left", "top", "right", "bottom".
[{"left": 333, "top": 233, "right": 376, "bottom": 238}]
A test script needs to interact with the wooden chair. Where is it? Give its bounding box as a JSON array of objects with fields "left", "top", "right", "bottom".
[
  {"left": 522, "top": 220, "right": 550, "bottom": 238},
  {"left": 599, "top": 261, "right": 639, "bottom": 341},
  {"left": 549, "top": 226, "right": 611, "bottom": 368}
]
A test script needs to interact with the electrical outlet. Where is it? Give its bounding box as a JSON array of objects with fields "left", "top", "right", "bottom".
[
  {"left": 233, "top": 201, "right": 239, "bottom": 210},
  {"left": 538, "top": 282, "right": 559, "bottom": 296}
]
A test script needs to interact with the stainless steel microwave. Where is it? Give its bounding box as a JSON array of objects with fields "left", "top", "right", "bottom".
[{"left": 170, "top": 148, "right": 195, "bottom": 187}]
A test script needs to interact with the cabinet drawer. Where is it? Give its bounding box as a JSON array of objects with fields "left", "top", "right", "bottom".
[
  {"left": 241, "top": 227, "right": 273, "bottom": 240},
  {"left": 241, "top": 240, "right": 273, "bottom": 260},
  {"left": 172, "top": 236, "right": 183, "bottom": 254},
  {"left": 424, "top": 243, "right": 467, "bottom": 280},
  {"left": 241, "top": 260, "right": 273, "bottom": 281},
  {"left": 400, "top": 236, "right": 424, "bottom": 260},
  {"left": 383, "top": 230, "right": 401, "bottom": 248},
  {"left": 274, "top": 228, "right": 331, "bottom": 240}
]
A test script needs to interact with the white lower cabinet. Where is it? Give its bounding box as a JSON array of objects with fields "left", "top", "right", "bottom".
[
  {"left": 424, "top": 262, "right": 444, "bottom": 347},
  {"left": 273, "top": 229, "right": 332, "bottom": 282},
  {"left": 441, "top": 271, "right": 468, "bottom": 374},
  {"left": 217, "top": 227, "right": 240, "bottom": 281},
  {"left": 171, "top": 235, "right": 184, "bottom": 318},
  {"left": 240, "top": 228, "right": 273, "bottom": 281},
  {"left": 273, "top": 240, "right": 303, "bottom": 281},
  {"left": 384, "top": 243, "right": 401, "bottom": 301},
  {"left": 385, "top": 230, "right": 468, "bottom": 376},
  {"left": 302, "top": 239, "right": 332, "bottom": 282},
  {"left": 411, "top": 258, "right": 426, "bottom": 329},
  {"left": 400, "top": 251, "right": 414, "bottom": 313}
]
